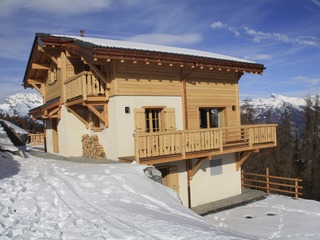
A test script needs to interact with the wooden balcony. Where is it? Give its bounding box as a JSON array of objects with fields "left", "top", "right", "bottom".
[
  {"left": 64, "top": 71, "right": 109, "bottom": 128},
  {"left": 132, "top": 124, "right": 277, "bottom": 164},
  {"left": 65, "top": 71, "right": 108, "bottom": 104}
]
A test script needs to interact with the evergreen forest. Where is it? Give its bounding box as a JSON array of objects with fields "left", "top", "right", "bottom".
[{"left": 241, "top": 95, "right": 320, "bottom": 201}]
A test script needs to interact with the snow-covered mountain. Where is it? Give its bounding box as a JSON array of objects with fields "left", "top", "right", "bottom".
[
  {"left": 0, "top": 93, "right": 42, "bottom": 117},
  {"left": 241, "top": 94, "right": 317, "bottom": 132}
]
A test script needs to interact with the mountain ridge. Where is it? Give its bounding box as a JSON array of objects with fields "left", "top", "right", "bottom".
[{"left": 0, "top": 93, "right": 42, "bottom": 117}]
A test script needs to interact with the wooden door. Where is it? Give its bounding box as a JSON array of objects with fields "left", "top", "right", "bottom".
[
  {"left": 52, "top": 118, "right": 59, "bottom": 153},
  {"left": 159, "top": 166, "right": 179, "bottom": 194}
]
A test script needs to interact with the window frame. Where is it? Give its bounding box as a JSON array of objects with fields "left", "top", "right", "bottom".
[
  {"left": 144, "top": 106, "right": 165, "bottom": 133},
  {"left": 199, "top": 107, "right": 225, "bottom": 129}
]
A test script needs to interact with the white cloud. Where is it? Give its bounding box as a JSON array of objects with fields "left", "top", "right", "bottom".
[
  {"left": 244, "top": 54, "right": 273, "bottom": 61},
  {"left": 211, "top": 21, "right": 319, "bottom": 46},
  {"left": 125, "top": 33, "right": 202, "bottom": 46},
  {"left": 211, "top": 21, "right": 225, "bottom": 29},
  {"left": 0, "top": 0, "right": 112, "bottom": 16},
  {"left": 292, "top": 76, "right": 320, "bottom": 85}
]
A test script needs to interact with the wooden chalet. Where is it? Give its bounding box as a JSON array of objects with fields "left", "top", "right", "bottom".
[{"left": 23, "top": 33, "right": 277, "bottom": 207}]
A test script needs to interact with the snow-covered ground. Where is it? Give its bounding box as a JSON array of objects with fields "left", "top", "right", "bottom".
[{"left": 205, "top": 195, "right": 320, "bottom": 239}]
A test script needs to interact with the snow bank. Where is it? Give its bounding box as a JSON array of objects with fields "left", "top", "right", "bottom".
[
  {"left": 0, "top": 124, "right": 19, "bottom": 152},
  {"left": 0, "top": 119, "right": 28, "bottom": 135},
  {"left": 0, "top": 153, "right": 244, "bottom": 239}
]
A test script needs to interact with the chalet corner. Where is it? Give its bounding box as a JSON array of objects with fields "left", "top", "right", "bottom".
[{"left": 23, "top": 33, "right": 277, "bottom": 208}]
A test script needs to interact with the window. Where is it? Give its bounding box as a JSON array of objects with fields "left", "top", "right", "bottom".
[
  {"left": 48, "top": 66, "right": 57, "bottom": 85},
  {"left": 134, "top": 107, "right": 176, "bottom": 132},
  {"left": 145, "top": 108, "right": 162, "bottom": 132},
  {"left": 199, "top": 108, "right": 221, "bottom": 128}
]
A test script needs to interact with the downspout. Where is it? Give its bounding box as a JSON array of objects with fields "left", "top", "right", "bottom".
[{"left": 181, "top": 63, "right": 197, "bottom": 208}]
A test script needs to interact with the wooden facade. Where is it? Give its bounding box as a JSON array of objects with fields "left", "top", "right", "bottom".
[{"left": 23, "top": 34, "right": 276, "bottom": 165}]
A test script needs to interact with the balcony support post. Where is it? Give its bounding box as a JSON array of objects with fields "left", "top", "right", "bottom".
[
  {"left": 236, "top": 151, "right": 252, "bottom": 171},
  {"left": 186, "top": 159, "right": 192, "bottom": 208},
  {"left": 189, "top": 158, "right": 206, "bottom": 181}
]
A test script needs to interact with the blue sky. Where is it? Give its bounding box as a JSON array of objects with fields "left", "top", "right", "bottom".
[{"left": 0, "top": 0, "right": 319, "bottom": 101}]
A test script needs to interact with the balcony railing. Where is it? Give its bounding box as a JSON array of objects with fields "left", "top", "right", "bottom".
[
  {"left": 28, "top": 133, "right": 45, "bottom": 146},
  {"left": 134, "top": 124, "right": 277, "bottom": 163},
  {"left": 65, "top": 71, "right": 107, "bottom": 102}
]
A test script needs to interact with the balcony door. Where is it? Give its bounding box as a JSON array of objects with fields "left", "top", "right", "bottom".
[
  {"left": 157, "top": 166, "right": 179, "bottom": 194},
  {"left": 199, "top": 108, "right": 222, "bottom": 129}
]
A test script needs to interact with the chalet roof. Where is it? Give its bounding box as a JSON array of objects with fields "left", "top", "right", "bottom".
[
  {"left": 23, "top": 33, "right": 265, "bottom": 87},
  {"left": 47, "top": 33, "right": 255, "bottom": 64}
]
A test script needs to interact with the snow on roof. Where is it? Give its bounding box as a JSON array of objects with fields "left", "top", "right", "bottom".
[{"left": 51, "top": 34, "right": 255, "bottom": 64}]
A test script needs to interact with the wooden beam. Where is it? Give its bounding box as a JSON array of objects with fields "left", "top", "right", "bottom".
[
  {"left": 82, "top": 57, "right": 109, "bottom": 88},
  {"left": 104, "top": 104, "right": 109, "bottom": 127},
  {"left": 29, "top": 82, "right": 44, "bottom": 96},
  {"left": 236, "top": 151, "right": 252, "bottom": 171},
  {"left": 189, "top": 158, "right": 205, "bottom": 181},
  {"left": 38, "top": 46, "right": 59, "bottom": 65},
  {"left": 27, "top": 78, "right": 44, "bottom": 84},
  {"left": 32, "top": 63, "right": 50, "bottom": 70},
  {"left": 66, "top": 106, "right": 89, "bottom": 128},
  {"left": 86, "top": 104, "right": 106, "bottom": 123},
  {"left": 48, "top": 107, "right": 61, "bottom": 118}
]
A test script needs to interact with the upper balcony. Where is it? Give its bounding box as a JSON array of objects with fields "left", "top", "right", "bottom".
[
  {"left": 129, "top": 124, "right": 277, "bottom": 165},
  {"left": 64, "top": 71, "right": 109, "bottom": 129},
  {"left": 64, "top": 71, "right": 108, "bottom": 104}
]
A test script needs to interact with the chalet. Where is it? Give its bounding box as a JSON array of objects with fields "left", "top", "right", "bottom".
[{"left": 23, "top": 33, "right": 277, "bottom": 208}]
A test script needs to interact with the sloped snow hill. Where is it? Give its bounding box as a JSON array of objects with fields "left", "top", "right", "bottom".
[
  {"left": 0, "top": 152, "right": 245, "bottom": 239},
  {"left": 0, "top": 93, "right": 42, "bottom": 117}
]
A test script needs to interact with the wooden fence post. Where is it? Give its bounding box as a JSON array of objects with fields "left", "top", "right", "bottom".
[
  {"left": 295, "top": 178, "right": 299, "bottom": 199},
  {"left": 266, "top": 168, "right": 270, "bottom": 194}
]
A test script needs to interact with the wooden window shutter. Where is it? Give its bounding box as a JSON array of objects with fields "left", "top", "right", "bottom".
[
  {"left": 134, "top": 108, "right": 146, "bottom": 132},
  {"left": 164, "top": 108, "right": 176, "bottom": 131}
]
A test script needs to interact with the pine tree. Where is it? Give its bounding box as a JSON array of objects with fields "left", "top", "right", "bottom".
[
  {"left": 274, "top": 107, "right": 294, "bottom": 177},
  {"left": 300, "top": 95, "right": 315, "bottom": 199},
  {"left": 312, "top": 94, "right": 320, "bottom": 199}
]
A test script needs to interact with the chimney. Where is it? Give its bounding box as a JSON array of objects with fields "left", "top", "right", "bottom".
[{"left": 80, "top": 30, "right": 84, "bottom": 37}]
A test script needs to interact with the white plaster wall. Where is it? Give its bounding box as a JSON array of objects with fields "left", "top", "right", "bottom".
[
  {"left": 156, "top": 154, "right": 241, "bottom": 208},
  {"left": 104, "top": 96, "right": 183, "bottom": 160},
  {"left": 57, "top": 105, "right": 88, "bottom": 157},
  {"left": 190, "top": 153, "right": 241, "bottom": 207}
]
